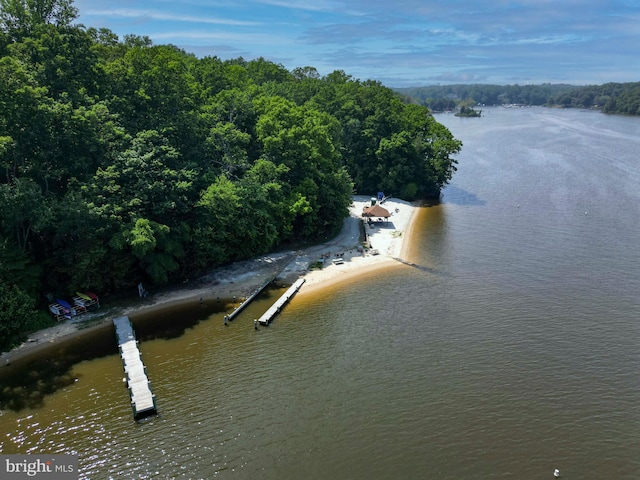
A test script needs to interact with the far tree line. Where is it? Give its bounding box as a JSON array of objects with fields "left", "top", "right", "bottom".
[
  {"left": 0, "top": 0, "right": 461, "bottom": 349},
  {"left": 397, "top": 82, "right": 640, "bottom": 115}
]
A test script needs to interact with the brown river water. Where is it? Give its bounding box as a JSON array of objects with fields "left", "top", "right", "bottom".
[{"left": 1, "top": 107, "right": 639, "bottom": 479}]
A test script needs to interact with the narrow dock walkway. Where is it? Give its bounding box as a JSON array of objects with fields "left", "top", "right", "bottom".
[
  {"left": 257, "top": 278, "right": 305, "bottom": 326},
  {"left": 227, "top": 276, "right": 276, "bottom": 322},
  {"left": 113, "top": 316, "right": 157, "bottom": 420}
]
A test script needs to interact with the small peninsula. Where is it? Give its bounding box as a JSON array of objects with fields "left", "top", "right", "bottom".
[
  {"left": 0, "top": 195, "right": 418, "bottom": 365},
  {"left": 0, "top": 0, "right": 463, "bottom": 352}
]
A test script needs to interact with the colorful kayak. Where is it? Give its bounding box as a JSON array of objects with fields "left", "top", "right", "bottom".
[
  {"left": 49, "top": 303, "right": 71, "bottom": 321},
  {"left": 75, "top": 292, "right": 100, "bottom": 309}
]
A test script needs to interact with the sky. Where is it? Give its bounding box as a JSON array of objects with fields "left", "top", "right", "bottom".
[{"left": 74, "top": 0, "right": 640, "bottom": 88}]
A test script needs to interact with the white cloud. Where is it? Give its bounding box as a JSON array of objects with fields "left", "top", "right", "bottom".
[
  {"left": 255, "top": 0, "right": 336, "bottom": 11},
  {"left": 75, "top": 0, "right": 640, "bottom": 86},
  {"left": 85, "top": 8, "right": 260, "bottom": 26}
]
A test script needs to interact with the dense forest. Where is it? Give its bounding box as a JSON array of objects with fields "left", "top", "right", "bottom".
[
  {"left": 396, "top": 84, "right": 576, "bottom": 110},
  {"left": 397, "top": 82, "right": 640, "bottom": 115},
  {"left": 0, "top": 0, "right": 461, "bottom": 348}
]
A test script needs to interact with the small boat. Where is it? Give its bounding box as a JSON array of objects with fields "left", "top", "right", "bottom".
[
  {"left": 57, "top": 298, "right": 87, "bottom": 316},
  {"left": 86, "top": 292, "right": 100, "bottom": 308},
  {"left": 57, "top": 299, "right": 76, "bottom": 315},
  {"left": 75, "top": 291, "right": 100, "bottom": 309},
  {"left": 73, "top": 296, "right": 89, "bottom": 307},
  {"left": 49, "top": 303, "right": 71, "bottom": 321}
]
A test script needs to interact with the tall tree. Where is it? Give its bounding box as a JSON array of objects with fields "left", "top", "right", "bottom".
[
  {"left": 0, "top": 177, "right": 51, "bottom": 252},
  {"left": 255, "top": 96, "right": 352, "bottom": 239},
  {"left": 0, "top": 0, "right": 77, "bottom": 40},
  {"left": 83, "top": 130, "right": 196, "bottom": 284},
  {"left": 0, "top": 275, "right": 37, "bottom": 349},
  {"left": 203, "top": 121, "right": 251, "bottom": 179}
]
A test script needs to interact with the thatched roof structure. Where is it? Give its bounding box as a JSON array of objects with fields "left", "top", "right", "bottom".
[{"left": 362, "top": 205, "right": 390, "bottom": 218}]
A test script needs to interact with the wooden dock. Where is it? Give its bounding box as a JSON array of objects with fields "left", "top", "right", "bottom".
[
  {"left": 113, "top": 316, "right": 157, "bottom": 420},
  {"left": 227, "top": 276, "right": 276, "bottom": 322},
  {"left": 257, "top": 278, "right": 305, "bottom": 326}
]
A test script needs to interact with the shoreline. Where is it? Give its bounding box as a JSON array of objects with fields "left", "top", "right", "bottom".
[
  {"left": 295, "top": 196, "right": 416, "bottom": 296},
  {"left": 1, "top": 195, "right": 418, "bottom": 367}
]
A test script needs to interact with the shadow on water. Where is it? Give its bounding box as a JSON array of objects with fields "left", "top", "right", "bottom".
[
  {"left": 131, "top": 297, "right": 230, "bottom": 341},
  {"left": 394, "top": 258, "right": 445, "bottom": 276},
  {"left": 390, "top": 197, "right": 453, "bottom": 278},
  {"left": 441, "top": 184, "right": 486, "bottom": 206},
  {"left": 384, "top": 199, "right": 451, "bottom": 277},
  {"left": 0, "top": 293, "right": 254, "bottom": 413},
  {"left": 0, "top": 329, "right": 117, "bottom": 412},
  {"left": 131, "top": 286, "right": 282, "bottom": 339}
]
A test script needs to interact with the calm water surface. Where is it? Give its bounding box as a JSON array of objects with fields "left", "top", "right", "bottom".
[{"left": 1, "top": 107, "right": 639, "bottom": 479}]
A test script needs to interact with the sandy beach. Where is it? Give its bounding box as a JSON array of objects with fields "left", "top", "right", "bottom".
[
  {"left": 291, "top": 195, "right": 416, "bottom": 295},
  {"left": 1, "top": 195, "right": 417, "bottom": 365}
]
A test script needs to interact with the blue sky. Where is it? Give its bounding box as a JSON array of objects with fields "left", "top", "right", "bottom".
[{"left": 74, "top": 0, "right": 640, "bottom": 87}]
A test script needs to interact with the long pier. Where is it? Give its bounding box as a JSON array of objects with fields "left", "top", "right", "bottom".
[
  {"left": 257, "top": 278, "right": 305, "bottom": 326},
  {"left": 227, "top": 276, "right": 276, "bottom": 322},
  {"left": 113, "top": 316, "right": 157, "bottom": 420}
]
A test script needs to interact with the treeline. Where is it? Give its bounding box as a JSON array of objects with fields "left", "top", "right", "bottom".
[
  {"left": 551, "top": 82, "right": 640, "bottom": 115},
  {"left": 0, "top": 0, "right": 461, "bottom": 347},
  {"left": 396, "top": 84, "right": 577, "bottom": 110},
  {"left": 397, "top": 82, "right": 640, "bottom": 115}
]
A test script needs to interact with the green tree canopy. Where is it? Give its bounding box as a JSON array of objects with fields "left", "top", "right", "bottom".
[
  {"left": 0, "top": 275, "right": 37, "bottom": 348},
  {"left": 0, "top": 0, "right": 463, "bottom": 348},
  {"left": 0, "top": 0, "right": 77, "bottom": 40}
]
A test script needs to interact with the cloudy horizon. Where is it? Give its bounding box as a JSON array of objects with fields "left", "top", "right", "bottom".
[{"left": 75, "top": 0, "right": 640, "bottom": 88}]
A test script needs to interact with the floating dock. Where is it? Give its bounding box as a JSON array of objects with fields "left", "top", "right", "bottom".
[
  {"left": 257, "top": 278, "right": 305, "bottom": 326},
  {"left": 113, "top": 316, "right": 157, "bottom": 420}
]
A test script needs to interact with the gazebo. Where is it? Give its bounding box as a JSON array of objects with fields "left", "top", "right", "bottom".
[{"left": 362, "top": 204, "right": 391, "bottom": 222}]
